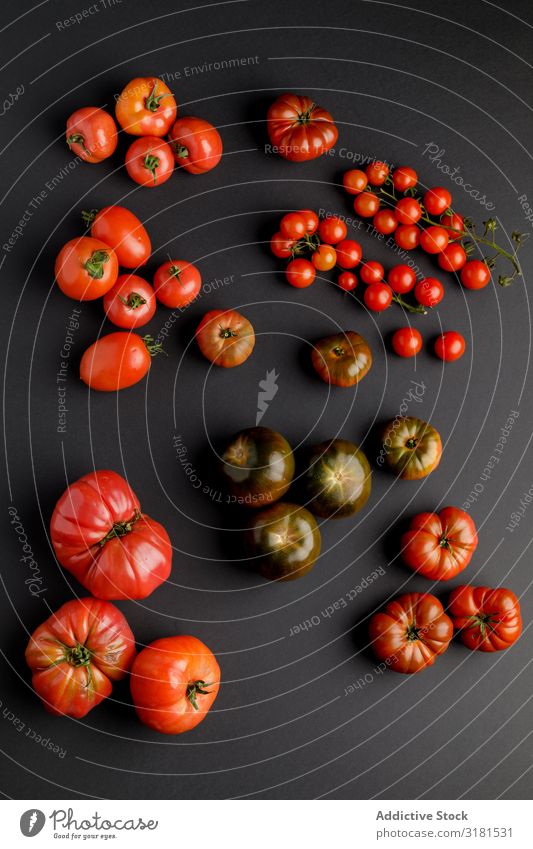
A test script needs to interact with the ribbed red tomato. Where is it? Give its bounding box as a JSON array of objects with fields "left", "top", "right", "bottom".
[
  {"left": 401, "top": 507, "right": 478, "bottom": 581},
  {"left": 267, "top": 93, "right": 338, "bottom": 162},
  {"left": 449, "top": 586, "right": 522, "bottom": 651},
  {"left": 195, "top": 309, "right": 255, "bottom": 367}
]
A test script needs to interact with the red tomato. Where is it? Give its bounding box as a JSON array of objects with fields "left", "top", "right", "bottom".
[
  {"left": 424, "top": 187, "right": 452, "bottom": 216},
  {"left": 195, "top": 309, "right": 255, "bottom": 367},
  {"left": 373, "top": 209, "right": 398, "bottom": 234},
  {"left": 460, "top": 260, "right": 491, "bottom": 290},
  {"left": 391, "top": 327, "right": 422, "bottom": 357},
  {"left": 25, "top": 598, "right": 135, "bottom": 718},
  {"left": 438, "top": 243, "right": 467, "bottom": 272},
  {"left": 299, "top": 208, "right": 319, "bottom": 234},
  {"left": 103, "top": 275, "right": 156, "bottom": 329},
  {"left": 394, "top": 225, "right": 420, "bottom": 250},
  {"left": 342, "top": 169, "right": 368, "bottom": 195},
  {"left": 369, "top": 592, "right": 453, "bottom": 673},
  {"left": 50, "top": 469, "right": 172, "bottom": 599},
  {"left": 401, "top": 507, "right": 478, "bottom": 581},
  {"left": 364, "top": 283, "right": 392, "bottom": 312},
  {"left": 130, "top": 636, "right": 220, "bottom": 734},
  {"left": 392, "top": 166, "right": 418, "bottom": 192},
  {"left": 80, "top": 332, "right": 162, "bottom": 391},
  {"left": 337, "top": 271, "right": 358, "bottom": 291},
  {"left": 366, "top": 160, "right": 389, "bottom": 186},
  {"left": 153, "top": 259, "right": 202, "bottom": 308},
  {"left": 286, "top": 258, "right": 316, "bottom": 288},
  {"left": 420, "top": 226, "right": 449, "bottom": 254},
  {"left": 449, "top": 586, "right": 522, "bottom": 651},
  {"left": 168, "top": 116, "right": 222, "bottom": 173},
  {"left": 125, "top": 136, "right": 174, "bottom": 187},
  {"left": 354, "top": 192, "right": 380, "bottom": 217},
  {"left": 434, "top": 331, "right": 466, "bottom": 362},
  {"left": 83, "top": 205, "right": 151, "bottom": 268},
  {"left": 267, "top": 93, "right": 338, "bottom": 162},
  {"left": 318, "top": 216, "right": 347, "bottom": 244},
  {"left": 360, "top": 261, "right": 384, "bottom": 285},
  {"left": 280, "top": 212, "right": 308, "bottom": 239},
  {"left": 387, "top": 264, "right": 416, "bottom": 294},
  {"left": 115, "top": 76, "right": 177, "bottom": 136},
  {"left": 335, "top": 239, "right": 362, "bottom": 269},
  {"left": 55, "top": 237, "right": 118, "bottom": 301},
  {"left": 414, "top": 277, "right": 444, "bottom": 308},
  {"left": 395, "top": 197, "right": 422, "bottom": 225},
  {"left": 312, "top": 244, "right": 337, "bottom": 271},
  {"left": 66, "top": 107, "right": 118, "bottom": 163},
  {"left": 441, "top": 211, "right": 465, "bottom": 240},
  {"left": 270, "top": 231, "right": 296, "bottom": 258}
]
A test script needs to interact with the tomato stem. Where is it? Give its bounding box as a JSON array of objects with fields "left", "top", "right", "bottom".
[
  {"left": 297, "top": 103, "right": 316, "bottom": 125},
  {"left": 99, "top": 510, "right": 140, "bottom": 545},
  {"left": 84, "top": 249, "right": 109, "bottom": 280},
  {"left": 170, "top": 141, "right": 189, "bottom": 159},
  {"left": 143, "top": 153, "right": 160, "bottom": 185},
  {"left": 391, "top": 293, "right": 427, "bottom": 315},
  {"left": 142, "top": 335, "right": 166, "bottom": 357},
  {"left": 81, "top": 208, "right": 98, "bottom": 228},
  {"left": 67, "top": 132, "right": 90, "bottom": 157},
  {"left": 66, "top": 643, "right": 92, "bottom": 667},
  {"left": 186, "top": 680, "right": 213, "bottom": 710},
  {"left": 145, "top": 82, "right": 166, "bottom": 112},
  {"left": 118, "top": 291, "right": 147, "bottom": 310},
  {"left": 219, "top": 327, "right": 237, "bottom": 339}
]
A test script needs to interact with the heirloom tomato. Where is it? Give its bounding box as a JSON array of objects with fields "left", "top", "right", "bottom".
[
  {"left": 83, "top": 205, "right": 151, "bottom": 268},
  {"left": 80, "top": 332, "right": 162, "bottom": 391},
  {"left": 168, "top": 116, "right": 222, "bottom": 173},
  {"left": 303, "top": 439, "right": 372, "bottom": 519},
  {"left": 55, "top": 237, "right": 118, "bottom": 301},
  {"left": 153, "top": 259, "right": 201, "bottom": 308},
  {"left": 103, "top": 275, "right": 156, "bottom": 329},
  {"left": 195, "top": 309, "right": 255, "bottom": 367},
  {"left": 115, "top": 76, "right": 177, "bottom": 136},
  {"left": 380, "top": 417, "right": 442, "bottom": 480},
  {"left": 448, "top": 585, "right": 522, "bottom": 651},
  {"left": 266, "top": 93, "right": 338, "bottom": 162},
  {"left": 311, "top": 331, "right": 372, "bottom": 387},
  {"left": 66, "top": 107, "right": 118, "bottom": 163},
  {"left": 219, "top": 427, "right": 295, "bottom": 508},
  {"left": 245, "top": 503, "right": 321, "bottom": 581},
  {"left": 401, "top": 507, "right": 478, "bottom": 581}
]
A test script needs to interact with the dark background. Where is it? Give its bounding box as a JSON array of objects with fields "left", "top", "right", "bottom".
[{"left": 1, "top": 0, "right": 533, "bottom": 800}]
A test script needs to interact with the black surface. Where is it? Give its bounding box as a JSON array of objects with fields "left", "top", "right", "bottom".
[{"left": 1, "top": 0, "right": 533, "bottom": 800}]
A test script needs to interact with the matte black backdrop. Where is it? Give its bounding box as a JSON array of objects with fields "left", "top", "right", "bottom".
[{"left": 1, "top": 0, "right": 533, "bottom": 800}]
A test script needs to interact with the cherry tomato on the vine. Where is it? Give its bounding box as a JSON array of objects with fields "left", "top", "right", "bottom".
[
  {"left": 423, "top": 187, "right": 452, "bottom": 216},
  {"left": 373, "top": 209, "right": 398, "bottom": 234},
  {"left": 354, "top": 192, "right": 380, "bottom": 217},
  {"left": 366, "top": 161, "right": 389, "bottom": 186},
  {"left": 103, "top": 275, "right": 156, "bottom": 329},
  {"left": 434, "top": 331, "right": 466, "bottom": 362},
  {"left": 342, "top": 169, "right": 368, "bottom": 195},
  {"left": 364, "top": 283, "right": 393, "bottom": 312},
  {"left": 66, "top": 107, "right": 118, "bottom": 163},
  {"left": 387, "top": 264, "right": 416, "bottom": 294},
  {"left": 312, "top": 244, "right": 337, "bottom": 271},
  {"left": 270, "top": 231, "right": 296, "bottom": 258},
  {"left": 392, "top": 166, "right": 418, "bottom": 192},
  {"left": 414, "top": 277, "right": 444, "bottom": 308},
  {"left": 438, "top": 243, "right": 467, "bottom": 272},
  {"left": 360, "top": 261, "right": 384, "bottom": 285},
  {"left": 460, "top": 260, "right": 491, "bottom": 290},
  {"left": 318, "top": 216, "right": 347, "bottom": 245},
  {"left": 391, "top": 327, "right": 423, "bottom": 358},
  {"left": 441, "top": 211, "right": 465, "bottom": 240},
  {"left": 280, "top": 212, "right": 307, "bottom": 239},
  {"left": 395, "top": 225, "right": 420, "bottom": 250},
  {"left": 286, "top": 258, "right": 316, "bottom": 288},
  {"left": 395, "top": 197, "right": 422, "bottom": 225},
  {"left": 125, "top": 136, "right": 174, "bottom": 187},
  {"left": 299, "top": 209, "right": 319, "bottom": 234},
  {"left": 168, "top": 116, "right": 222, "bottom": 173},
  {"left": 419, "top": 226, "right": 449, "bottom": 254},
  {"left": 337, "top": 271, "right": 358, "bottom": 292},
  {"left": 115, "top": 77, "right": 177, "bottom": 137},
  {"left": 335, "top": 239, "right": 362, "bottom": 269},
  {"left": 55, "top": 237, "right": 118, "bottom": 301},
  {"left": 153, "top": 260, "right": 202, "bottom": 308}
]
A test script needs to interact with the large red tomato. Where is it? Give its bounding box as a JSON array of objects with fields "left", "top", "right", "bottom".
[
  {"left": 115, "top": 77, "right": 177, "bottom": 136},
  {"left": 448, "top": 585, "right": 522, "bottom": 651},
  {"left": 195, "top": 309, "right": 255, "bottom": 367},
  {"left": 50, "top": 470, "right": 172, "bottom": 600},
  {"left": 80, "top": 332, "right": 162, "bottom": 391},
  {"left": 401, "top": 507, "right": 478, "bottom": 581},
  {"left": 84, "top": 206, "right": 151, "bottom": 268},
  {"left": 267, "top": 93, "right": 338, "bottom": 162},
  {"left": 25, "top": 597, "right": 135, "bottom": 718},
  {"left": 369, "top": 592, "right": 453, "bottom": 673},
  {"left": 168, "top": 116, "right": 223, "bottom": 173},
  {"left": 55, "top": 237, "right": 118, "bottom": 301},
  {"left": 66, "top": 107, "right": 118, "bottom": 163},
  {"left": 130, "top": 636, "right": 220, "bottom": 734}
]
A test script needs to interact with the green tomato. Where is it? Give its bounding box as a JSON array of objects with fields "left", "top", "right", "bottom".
[
  {"left": 218, "top": 427, "right": 295, "bottom": 508},
  {"left": 244, "top": 502, "right": 321, "bottom": 581},
  {"left": 380, "top": 417, "right": 442, "bottom": 480},
  {"left": 303, "top": 439, "right": 372, "bottom": 518}
]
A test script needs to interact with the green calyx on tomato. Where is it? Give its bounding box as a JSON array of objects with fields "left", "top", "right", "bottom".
[
  {"left": 142, "top": 334, "right": 165, "bottom": 357},
  {"left": 186, "top": 680, "right": 214, "bottom": 710},
  {"left": 145, "top": 83, "right": 166, "bottom": 112},
  {"left": 219, "top": 427, "right": 295, "bottom": 507},
  {"left": 296, "top": 103, "right": 316, "bottom": 124},
  {"left": 381, "top": 417, "right": 442, "bottom": 480},
  {"left": 81, "top": 208, "right": 98, "bottom": 228},
  {"left": 67, "top": 133, "right": 90, "bottom": 155},
  {"left": 99, "top": 510, "right": 141, "bottom": 545},
  {"left": 118, "top": 291, "right": 147, "bottom": 310},
  {"left": 143, "top": 153, "right": 160, "bottom": 185},
  {"left": 170, "top": 141, "right": 189, "bottom": 159},
  {"left": 84, "top": 249, "right": 110, "bottom": 280},
  {"left": 303, "top": 439, "right": 372, "bottom": 519},
  {"left": 66, "top": 643, "right": 92, "bottom": 667}
]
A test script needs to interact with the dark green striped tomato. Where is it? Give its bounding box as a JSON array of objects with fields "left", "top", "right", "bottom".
[
  {"left": 311, "top": 331, "right": 372, "bottom": 387},
  {"left": 244, "top": 503, "right": 321, "bottom": 581},
  {"left": 380, "top": 417, "right": 442, "bottom": 480},
  {"left": 219, "top": 427, "right": 295, "bottom": 508},
  {"left": 303, "top": 439, "right": 372, "bottom": 519}
]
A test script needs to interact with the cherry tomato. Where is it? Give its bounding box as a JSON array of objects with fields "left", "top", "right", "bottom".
[
  {"left": 391, "top": 327, "right": 423, "bottom": 357},
  {"left": 153, "top": 259, "right": 202, "bottom": 308},
  {"left": 318, "top": 216, "right": 347, "bottom": 245},
  {"left": 354, "top": 192, "right": 380, "bottom": 217},
  {"left": 286, "top": 258, "right": 316, "bottom": 288},
  {"left": 364, "top": 283, "right": 393, "bottom": 312},
  {"left": 460, "top": 260, "right": 491, "bottom": 290},
  {"left": 434, "top": 331, "right": 466, "bottom": 362},
  {"left": 312, "top": 244, "right": 337, "bottom": 271},
  {"left": 66, "top": 107, "right": 117, "bottom": 163},
  {"left": 280, "top": 211, "right": 307, "bottom": 239},
  {"left": 395, "top": 225, "right": 420, "bottom": 250},
  {"left": 115, "top": 76, "right": 177, "bottom": 137},
  {"left": 195, "top": 309, "right": 255, "bottom": 367},
  {"left": 387, "top": 264, "right": 416, "bottom": 294},
  {"left": 392, "top": 166, "right": 418, "bottom": 193},
  {"left": 83, "top": 205, "right": 151, "bottom": 268},
  {"left": 366, "top": 160, "right": 389, "bottom": 186},
  {"left": 270, "top": 231, "right": 296, "bottom": 258},
  {"left": 395, "top": 197, "right": 422, "bottom": 225},
  {"left": 55, "top": 237, "right": 118, "bottom": 301},
  {"left": 80, "top": 332, "right": 162, "bottom": 391},
  {"left": 125, "top": 136, "right": 174, "bottom": 187},
  {"left": 373, "top": 209, "right": 398, "bottom": 234},
  {"left": 299, "top": 208, "right": 319, "bottom": 234},
  {"left": 424, "top": 187, "right": 452, "bottom": 216},
  {"left": 419, "top": 226, "right": 449, "bottom": 254},
  {"left": 335, "top": 239, "right": 362, "bottom": 269},
  {"left": 337, "top": 271, "right": 358, "bottom": 291},
  {"left": 342, "top": 169, "right": 368, "bottom": 194},
  {"left": 168, "top": 116, "right": 222, "bottom": 173},
  {"left": 438, "top": 243, "right": 467, "bottom": 272},
  {"left": 441, "top": 211, "right": 465, "bottom": 240},
  {"left": 103, "top": 275, "right": 156, "bottom": 329},
  {"left": 414, "top": 277, "right": 444, "bottom": 308},
  {"left": 267, "top": 93, "right": 338, "bottom": 162},
  {"left": 360, "top": 261, "right": 384, "bottom": 285}
]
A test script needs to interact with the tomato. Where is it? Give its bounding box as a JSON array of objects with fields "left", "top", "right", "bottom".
[
  {"left": 318, "top": 216, "right": 347, "bottom": 244},
  {"left": 401, "top": 507, "right": 478, "bottom": 581},
  {"left": 312, "top": 243, "right": 337, "bottom": 271},
  {"left": 369, "top": 593, "right": 453, "bottom": 673},
  {"left": 414, "top": 277, "right": 444, "bottom": 308},
  {"left": 103, "top": 275, "right": 156, "bottom": 329},
  {"left": 335, "top": 239, "right": 362, "bottom": 269},
  {"left": 392, "top": 166, "right": 418, "bottom": 192},
  {"left": 387, "top": 264, "right": 416, "bottom": 294},
  {"left": 391, "top": 327, "right": 422, "bottom": 357},
  {"left": 115, "top": 76, "right": 177, "bottom": 136},
  {"left": 131, "top": 636, "right": 220, "bottom": 734},
  {"left": 219, "top": 427, "right": 295, "bottom": 507},
  {"left": 311, "top": 331, "right": 372, "bottom": 387},
  {"left": 299, "top": 208, "right": 319, "bottom": 234},
  {"left": 420, "top": 226, "right": 449, "bottom": 254},
  {"left": 50, "top": 469, "right": 172, "bottom": 599},
  {"left": 366, "top": 161, "right": 389, "bottom": 186},
  {"left": 270, "top": 231, "right": 296, "bottom": 258},
  {"left": 438, "top": 243, "right": 467, "bottom": 272},
  {"left": 360, "top": 261, "right": 384, "bottom": 285},
  {"left": 66, "top": 107, "right": 117, "bottom": 163},
  {"left": 195, "top": 309, "right": 255, "bottom": 367},
  {"left": 55, "top": 237, "right": 118, "bottom": 301},
  {"left": 80, "top": 332, "right": 162, "bottom": 391},
  {"left": 286, "top": 258, "right": 316, "bottom": 288},
  {"left": 395, "top": 197, "right": 422, "bottom": 225},
  {"left": 434, "top": 331, "right": 466, "bottom": 362},
  {"left": 441, "top": 211, "right": 465, "bottom": 240},
  {"left": 380, "top": 416, "right": 442, "bottom": 480},
  {"left": 354, "top": 192, "right": 380, "bottom": 217},
  {"left": 373, "top": 209, "right": 398, "bottom": 234},
  {"left": 364, "top": 283, "right": 392, "bottom": 312},
  {"left": 280, "top": 212, "right": 308, "bottom": 239},
  {"left": 83, "top": 205, "right": 151, "bottom": 268},
  {"left": 266, "top": 93, "right": 338, "bottom": 162},
  {"left": 448, "top": 586, "right": 522, "bottom": 652},
  {"left": 25, "top": 598, "right": 135, "bottom": 718},
  {"left": 423, "top": 187, "right": 452, "bottom": 216},
  {"left": 394, "top": 225, "right": 420, "bottom": 250},
  {"left": 460, "top": 259, "right": 491, "bottom": 290},
  {"left": 153, "top": 259, "right": 201, "bottom": 308},
  {"left": 337, "top": 271, "right": 358, "bottom": 291},
  {"left": 168, "top": 116, "right": 222, "bottom": 173},
  {"left": 245, "top": 503, "right": 321, "bottom": 581},
  {"left": 125, "top": 136, "right": 174, "bottom": 187},
  {"left": 303, "top": 439, "right": 372, "bottom": 519},
  {"left": 343, "top": 169, "right": 368, "bottom": 194}
]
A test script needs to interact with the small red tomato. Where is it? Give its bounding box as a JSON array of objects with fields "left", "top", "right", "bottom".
[
  {"left": 460, "top": 260, "right": 491, "bottom": 290},
  {"left": 414, "top": 277, "right": 444, "bottom": 308},
  {"left": 337, "top": 271, "right": 357, "bottom": 291},
  {"left": 391, "top": 327, "right": 423, "bottom": 357},
  {"left": 280, "top": 211, "right": 307, "bottom": 239},
  {"left": 66, "top": 107, "right": 118, "bottom": 163},
  {"left": 168, "top": 116, "right": 222, "bottom": 173},
  {"left": 354, "top": 192, "right": 380, "bottom": 217},
  {"left": 153, "top": 260, "right": 202, "bottom": 308},
  {"left": 438, "top": 243, "right": 467, "bottom": 272},
  {"left": 342, "top": 169, "right": 368, "bottom": 194},
  {"left": 312, "top": 244, "right": 337, "bottom": 271},
  {"left": 318, "top": 216, "right": 347, "bottom": 245},
  {"left": 286, "top": 258, "right": 316, "bottom": 288},
  {"left": 395, "top": 197, "right": 422, "bottom": 225},
  {"left": 116, "top": 77, "right": 177, "bottom": 137},
  {"left": 196, "top": 309, "right": 255, "bottom": 367},
  {"left": 394, "top": 225, "right": 420, "bottom": 250},
  {"left": 434, "top": 331, "right": 466, "bottom": 362},
  {"left": 55, "top": 237, "right": 119, "bottom": 301},
  {"left": 364, "top": 283, "right": 393, "bottom": 312},
  {"left": 360, "top": 261, "right": 384, "bottom": 285},
  {"left": 125, "top": 136, "right": 174, "bottom": 187},
  {"left": 441, "top": 211, "right": 465, "bottom": 240},
  {"left": 373, "top": 209, "right": 398, "bottom": 234},
  {"left": 335, "top": 239, "right": 362, "bottom": 269},
  {"left": 84, "top": 205, "right": 151, "bottom": 269},
  {"left": 299, "top": 209, "right": 319, "bottom": 234},
  {"left": 270, "top": 231, "right": 296, "bottom": 258},
  {"left": 424, "top": 187, "right": 452, "bottom": 216},
  {"left": 387, "top": 264, "right": 417, "bottom": 294},
  {"left": 392, "top": 166, "right": 418, "bottom": 192},
  {"left": 420, "top": 226, "right": 449, "bottom": 254},
  {"left": 80, "top": 332, "right": 162, "bottom": 391},
  {"left": 103, "top": 275, "right": 156, "bottom": 329},
  {"left": 366, "top": 160, "right": 389, "bottom": 186}
]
